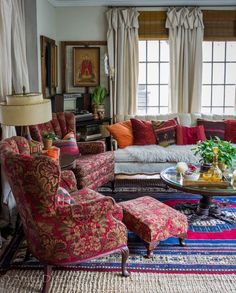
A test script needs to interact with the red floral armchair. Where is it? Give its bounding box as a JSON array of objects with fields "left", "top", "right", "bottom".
[
  {"left": 0, "top": 137, "right": 130, "bottom": 293},
  {"left": 29, "top": 112, "right": 114, "bottom": 190}
]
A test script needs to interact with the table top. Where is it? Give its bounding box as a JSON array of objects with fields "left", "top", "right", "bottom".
[{"left": 160, "top": 167, "right": 236, "bottom": 196}]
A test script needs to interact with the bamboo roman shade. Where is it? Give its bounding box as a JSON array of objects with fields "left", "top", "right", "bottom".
[{"left": 139, "top": 10, "right": 236, "bottom": 41}]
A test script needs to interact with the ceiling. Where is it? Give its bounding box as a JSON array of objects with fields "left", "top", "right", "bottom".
[{"left": 48, "top": 0, "right": 236, "bottom": 7}]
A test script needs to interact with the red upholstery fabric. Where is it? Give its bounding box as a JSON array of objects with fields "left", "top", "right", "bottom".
[
  {"left": 152, "top": 118, "right": 178, "bottom": 147},
  {"left": 197, "top": 119, "right": 225, "bottom": 140},
  {"left": 0, "top": 136, "right": 126, "bottom": 265},
  {"left": 176, "top": 125, "right": 206, "bottom": 145},
  {"left": 29, "top": 112, "right": 114, "bottom": 190},
  {"left": 130, "top": 118, "right": 156, "bottom": 145},
  {"left": 225, "top": 120, "right": 236, "bottom": 143},
  {"left": 119, "top": 196, "right": 188, "bottom": 243}
]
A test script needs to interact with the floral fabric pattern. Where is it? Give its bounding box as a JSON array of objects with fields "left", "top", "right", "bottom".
[
  {"left": 0, "top": 136, "right": 127, "bottom": 265},
  {"left": 119, "top": 196, "right": 188, "bottom": 243}
]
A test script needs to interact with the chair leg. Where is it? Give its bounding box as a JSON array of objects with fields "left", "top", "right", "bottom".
[
  {"left": 121, "top": 246, "right": 130, "bottom": 277},
  {"left": 42, "top": 265, "right": 52, "bottom": 293},
  {"left": 145, "top": 241, "right": 159, "bottom": 258},
  {"left": 179, "top": 238, "right": 187, "bottom": 247}
]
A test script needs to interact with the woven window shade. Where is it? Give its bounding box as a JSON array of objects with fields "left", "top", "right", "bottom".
[{"left": 139, "top": 10, "right": 236, "bottom": 41}]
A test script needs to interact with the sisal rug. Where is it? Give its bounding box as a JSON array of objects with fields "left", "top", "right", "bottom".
[{"left": 0, "top": 270, "right": 236, "bottom": 293}]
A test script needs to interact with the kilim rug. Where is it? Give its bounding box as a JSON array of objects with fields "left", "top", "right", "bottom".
[{"left": 1, "top": 193, "right": 236, "bottom": 275}]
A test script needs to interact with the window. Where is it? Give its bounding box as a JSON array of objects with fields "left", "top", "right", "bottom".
[
  {"left": 202, "top": 41, "right": 236, "bottom": 114},
  {"left": 138, "top": 40, "right": 169, "bottom": 115}
]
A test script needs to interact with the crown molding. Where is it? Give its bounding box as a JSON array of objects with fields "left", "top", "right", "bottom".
[{"left": 47, "top": 0, "right": 236, "bottom": 7}]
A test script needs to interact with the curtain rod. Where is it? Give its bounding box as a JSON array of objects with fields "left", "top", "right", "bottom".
[{"left": 108, "top": 5, "right": 236, "bottom": 8}]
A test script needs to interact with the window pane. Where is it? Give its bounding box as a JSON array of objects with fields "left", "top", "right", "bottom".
[
  {"left": 213, "top": 42, "right": 225, "bottom": 62},
  {"left": 160, "top": 41, "right": 169, "bottom": 61},
  {"left": 160, "top": 85, "right": 168, "bottom": 106},
  {"left": 147, "top": 85, "right": 158, "bottom": 106},
  {"left": 226, "top": 42, "right": 236, "bottom": 61},
  {"left": 202, "top": 107, "right": 211, "bottom": 114},
  {"left": 201, "top": 85, "right": 211, "bottom": 106},
  {"left": 226, "top": 63, "right": 236, "bottom": 84},
  {"left": 138, "top": 85, "right": 146, "bottom": 107},
  {"left": 160, "top": 107, "right": 168, "bottom": 114},
  {"left": 147, "top": 41, "right": 159, "bottom": 62},
  {"left": 213, "top": 63, "right": 224, "bottom": 84},
  {"left": 212, "top": 107, "right": 224, "bottom": 114},
  {"left": 137, "top": 107, "right": 146, "bottom": 115},
  {"left": 203, "top": 42, "right": 212, "bottom": 62},
  {"left": 212, "top": 86, "right": 224, "bottom": 106},
  {"left": 139, "top": 41, "right": 146, "bottom": 62},
  {"left": 147, "top": 107, "right": 159, "bottom": 115},
  {"left": 225, "top": 85, "right": 235, "bottom": 107},
  {"left": 202, "top": 63, "right": 212, "bottom": 84},
  {"left": 139, "top": 63, "right": 146, "bottom": 84},
  {"left": 160, "top": 63, "right": 169, "bottom": 84},
  {"left": 224, "top": 107, "right": 235, "bottom": 114},
  {"left": 147, "top": 63, "right": 159, "bottom": 84}
]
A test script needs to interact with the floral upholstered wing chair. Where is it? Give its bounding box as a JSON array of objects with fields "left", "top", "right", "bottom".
[
  {"left": 29, "top": 112, "right": 114, "bottom": 190},
  {"left": 0, "top": 136, "right": 130, "bottom": 293}
]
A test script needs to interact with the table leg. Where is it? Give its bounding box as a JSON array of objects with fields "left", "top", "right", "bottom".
[{"left": 196, "top": 195, "right": 212, "bottom": 216}]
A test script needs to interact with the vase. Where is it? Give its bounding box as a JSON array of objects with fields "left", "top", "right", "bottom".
[{"left": 200, "top": 163, "right": 212, "bottom": 172}]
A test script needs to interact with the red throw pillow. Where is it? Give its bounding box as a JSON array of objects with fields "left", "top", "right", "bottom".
[
  {"left": 53, "top": 132, "right": 80, "bottom": 155},
  {"left": 176, "top": 125, "right": 206, "bottom": 145},
  {"left": 197, "top": 119, "right": 225, "bottom": 140},
  {"left": 152, "top": 118, "right": 178, "bottom": 147},
  {"left": 225, "top": 120, "right": 236, "bottom": 143},
  {"left": 130, "top": 118, "right": 156, "bottom": 145}
]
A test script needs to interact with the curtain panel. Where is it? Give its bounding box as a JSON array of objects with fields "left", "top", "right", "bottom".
[
  {"left": 106, "top": 8, "right": 139, "bottom": 122},
  {"left": 166, "top": 7, "right": 204, "bottom": 113}
]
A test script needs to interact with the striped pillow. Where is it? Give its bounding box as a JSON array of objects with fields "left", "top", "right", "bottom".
[
  {"left": 152, "top": 118, "right": 178, "bottom": 147},
  {"left": 53, "top": 132, "right": 79, "bottom": 155},
  {"left": 197, "top": 119, "right": 225, "bottom": 140}
]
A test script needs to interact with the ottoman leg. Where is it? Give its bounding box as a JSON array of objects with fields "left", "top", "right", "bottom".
[
  {"left": 121, "top": 246, "right": 130, "bottom": 277},
  {"left": 179, "top": 237, "right": 187, "bottom": 247},
  {"left": 145, "top": 241, "right": 159, "bottom": 258}
]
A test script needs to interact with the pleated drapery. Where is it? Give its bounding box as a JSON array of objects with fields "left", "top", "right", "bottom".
[
  {"left": 106, "top": 8, "right": 139, "bottom": 122},
  {"left": 166, "top": 7, "right": 204, "bottom": 113}
]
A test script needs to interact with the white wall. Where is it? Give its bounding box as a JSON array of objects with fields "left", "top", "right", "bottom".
[
  {"left": 55, "top": 6, "right": 107, "bottom": 41},
  {"left": 36, "top": 0, "right": 57, "bottom": 90}
]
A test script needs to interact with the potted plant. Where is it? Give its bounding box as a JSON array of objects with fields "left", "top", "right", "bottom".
[
  {"left": 91, "top": 85, "right": 107, "bottom": 119},
  {"left": 193, "top": 137, "right": 236, "bottom": 170},
  {"left": 42, "top": 132, "right": 57, "bottom": 150}
]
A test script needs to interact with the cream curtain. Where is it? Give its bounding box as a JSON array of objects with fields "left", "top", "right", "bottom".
[
  {"left": 166, "top": 7, "right": 204, "bottom": 113},
  {"left": 106, "top": 8, "right": 139, "bottom": 122}
]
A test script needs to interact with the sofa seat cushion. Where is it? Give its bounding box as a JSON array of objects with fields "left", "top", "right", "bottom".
[{"left": 119, "top": 196, "right": 188, "bottom": 243}]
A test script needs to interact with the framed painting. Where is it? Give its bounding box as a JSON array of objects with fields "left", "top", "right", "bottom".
[{"left": 73, "top": 47, "right": 100, "bottom": 87}]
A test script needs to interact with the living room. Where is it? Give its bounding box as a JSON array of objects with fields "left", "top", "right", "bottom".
[{"left": 0, "top": 0, "right": 236, "bottom": 292}]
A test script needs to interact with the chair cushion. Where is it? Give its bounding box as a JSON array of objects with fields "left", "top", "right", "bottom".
[{"left": 119, "top": 196, "right": 188, "bottom": 243}]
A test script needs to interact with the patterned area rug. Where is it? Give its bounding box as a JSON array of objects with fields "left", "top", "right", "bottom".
[{"left": 1, "top": 193, "right": 236, "bottom": 274}]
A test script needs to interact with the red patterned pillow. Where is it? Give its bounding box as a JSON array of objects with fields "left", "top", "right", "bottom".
[
  {"left": 176, "top": 125, "right": 206, "bottom": 145},
  {"left": 225, "top": 120, "right": 236, "bottom": 143},
  {"left": 130, "top": 118, "right": 156, "bottom": 145},
  {"left": 53, "top": 132, "right": 79, "bottom": 155},
  {"left": 152, "top": 118, "right": 178, "bottom": 147},
  {"left": 57, "top": 187, "right": 75, "bottom": 205},
  {"left": 197, "top": 119, "right": 225, "bottom": 140}
]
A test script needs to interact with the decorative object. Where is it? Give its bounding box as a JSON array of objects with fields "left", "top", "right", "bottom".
[
  {"left": 106, "top": 120, "right": 133, "bottom": 148},
  {"left": 206, "top": 146, "right": 223, "bottom": 182},
  {"left": 45, "top": 146, "right": 60, "bottom": 161},
  {"left": 0, "top": 88, "right": 52, "bottom": 141},
  {"left": 152, "top": 118, "right": 178, "bottom": 147},
  {"left": 183, "top": 171, "right": 200, "bottom": 181},
  {"left": 130, "top": 118, "right": 156, "bottom": 145},
  {"left": 42, "top": 131, "right": 57, "bottom": 150},
  {"left": 91, "top": 85, "right": 107, "bottom": 119},
  {"left": 193, "top": 137, "right": 236, "bottom": 169},
  {"left": 176, "top": 125, "right": 206, "bottom": 145},
  {"left": 197, "top": 119, "right": 226, "bottom": 140},
  {"left": 73, "top": 47, "right": 100, "bottom": 87},
  {"left": 176, "top": 162, "right": 188, "bottom": 175}
]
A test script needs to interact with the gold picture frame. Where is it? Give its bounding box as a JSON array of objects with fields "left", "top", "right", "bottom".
[{"left": 73, "top": 47, "right": 100, "bottom": 87}]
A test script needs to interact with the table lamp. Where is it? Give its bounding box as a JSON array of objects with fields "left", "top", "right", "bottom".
[{"left": 0, "top": 87, "right": 52, "bottom": 141}]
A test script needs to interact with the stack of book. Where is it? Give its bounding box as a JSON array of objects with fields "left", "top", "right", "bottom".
[{"left": 80, "top": 124, "right": 102, "bottom": 141}]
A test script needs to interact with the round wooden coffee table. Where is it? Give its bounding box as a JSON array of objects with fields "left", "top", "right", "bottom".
[
  {"left": 161, "top": 167, "right": 236, "bottom": 224},
  {"left": 60, "top": 153, "right": 80, "bottom": 170}
]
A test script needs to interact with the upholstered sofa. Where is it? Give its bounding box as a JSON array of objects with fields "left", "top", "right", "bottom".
[{"left": 114, "top": 113, "right": 236, "bottom": 175}]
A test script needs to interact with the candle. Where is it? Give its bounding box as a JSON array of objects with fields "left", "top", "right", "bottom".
[{"left": 176, "top": 162, "right": 188, "bottom": 174}]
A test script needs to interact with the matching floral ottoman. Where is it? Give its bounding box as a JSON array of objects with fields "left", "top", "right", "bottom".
[{"left": 119, "top": 196, "right": 188, "bottom": 258}]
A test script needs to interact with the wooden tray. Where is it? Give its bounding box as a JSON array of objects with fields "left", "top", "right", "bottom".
[{"left": 183, "top": 179, "right": 230, "bottom": 188}]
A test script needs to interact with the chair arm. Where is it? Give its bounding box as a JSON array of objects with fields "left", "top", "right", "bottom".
[
  {"left": 60, "top": 170, "right": 78, "bottom": 192},
  {"left": 111, "top": 138, "right": 118, "bottom": 150},
  {"left": 57, "top": 196, "right": 116, "bottom": 222},
  {"left": 77, "top": 141, "right": 106, "bottom": 155}
]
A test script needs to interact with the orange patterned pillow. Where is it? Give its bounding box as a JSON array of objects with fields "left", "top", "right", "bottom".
[{"left": 106, "top": 120, "right": 133, "bottom": 148}]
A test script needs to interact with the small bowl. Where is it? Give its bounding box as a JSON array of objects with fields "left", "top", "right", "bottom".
[{"left": 183, "top": 172, "right": 200, "bottom": 181}]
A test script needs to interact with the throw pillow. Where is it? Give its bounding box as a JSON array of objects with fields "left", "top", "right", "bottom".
[
  {"left": 57, "top": 187, "right": 75, "bottom": 205},
  {"left": 130, "top": 118, "right": 156, "bottom": 145},
  {"left": 225, "top": 120, "right": 236, "bottom": 143},
  {"left": 53, "top": 132, "right": 80, "bottom": 155},
  {"left": 197, "top": 119, "right": 225, "bottom": 140},
  {"left": 176, "top": 125, "right": 206, "bottom": 145},
  {"left": 152, "top": 118, "right": 178, "bottom": 147},
  {"left": 106, "top": 120, "right": 133, "bottom": 148}
]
